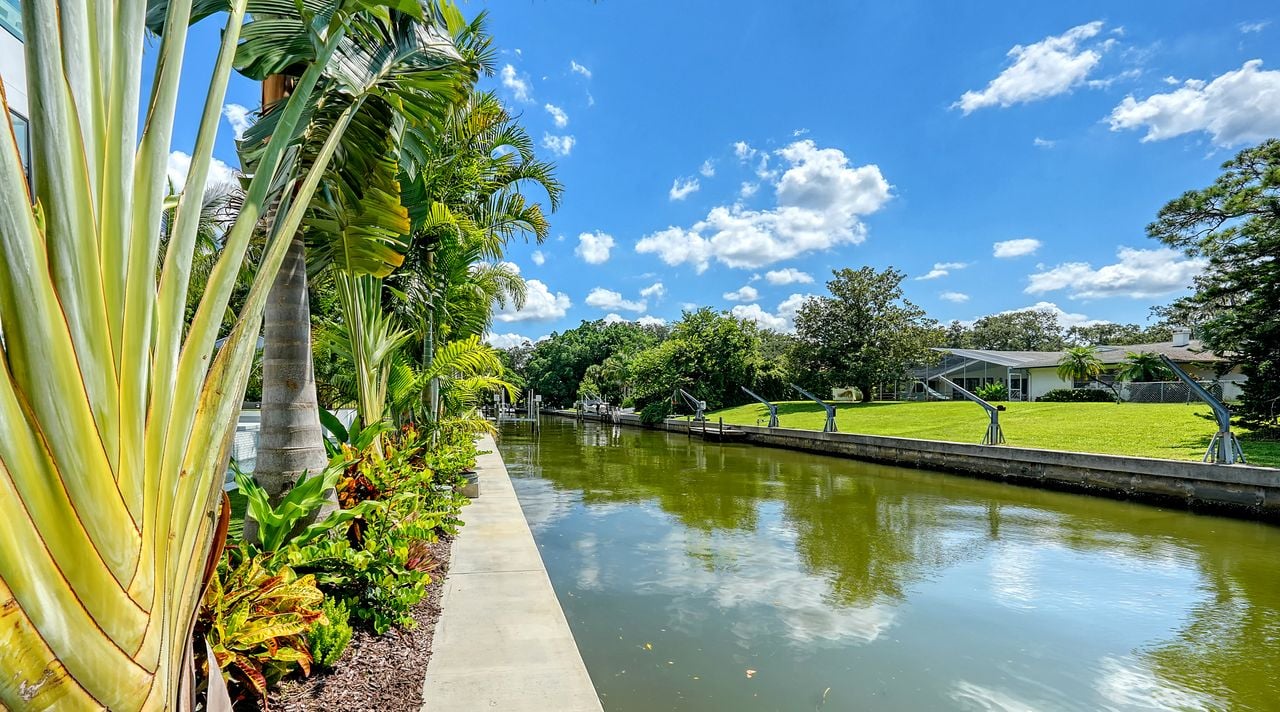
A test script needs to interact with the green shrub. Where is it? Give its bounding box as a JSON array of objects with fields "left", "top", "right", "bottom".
[
  {"left": 197, "top": 554, "right": 326, "bottom": 702},
  {"left": 235, "top": 464, "right": 380, "bottom": 554},
  {"left": 286, "top": 424, "right": 464, "bottom": 634},
  {"left": 639, "top": 400, "right": 673, "bottom": 425},
  {"left": 974, "top": 382, "right": 1008, "bottom": 401},
  {"left": 308, "top": 598, "right": 354, "bottom": 669},
  {"left": 289, "top": 513, "right": 442, "bottom": 634},
  {"left": 1037, "top": 388, "right": 1115, "bottom": 402}
]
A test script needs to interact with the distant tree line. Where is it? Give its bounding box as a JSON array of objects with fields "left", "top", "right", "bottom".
[
  {"left": 505, "top": 141, "right": 1279, "bottom": 432},
  {"left": 940, "top": 312, "right": 1175, "bottom": 352}
]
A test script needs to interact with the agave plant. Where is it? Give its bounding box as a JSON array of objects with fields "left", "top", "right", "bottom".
[{"left": 0, "top": 0, "right": 464, "bottom": 707}]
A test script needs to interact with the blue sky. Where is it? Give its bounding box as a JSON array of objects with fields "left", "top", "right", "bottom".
[{"left": 168, "top": 2, "right": 1280, "bottom": 346}]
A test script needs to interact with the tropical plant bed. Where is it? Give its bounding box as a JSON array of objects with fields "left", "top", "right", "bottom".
[
  {"left": 202, "top": 424, "right": 483, "bottom": 707},
  {"left": 268, "top": 536, "right": 453, "bottom": 711}
]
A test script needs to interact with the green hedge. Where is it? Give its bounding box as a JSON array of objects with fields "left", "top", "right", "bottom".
[{"left": 1037, "top": 388, "right": 1115, "bottom": 403}]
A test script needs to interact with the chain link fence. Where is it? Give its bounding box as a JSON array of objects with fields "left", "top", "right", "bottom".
[{"left": 1118, "top": 381, "right": 1224, "bottom": 404}]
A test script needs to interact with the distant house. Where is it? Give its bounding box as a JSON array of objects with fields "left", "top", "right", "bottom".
[{"left": 913, "top": 329, "right": 1246, "bottom": 402}]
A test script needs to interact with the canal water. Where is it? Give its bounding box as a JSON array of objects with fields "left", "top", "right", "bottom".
[{"left": 497, "top": 419, "right": 1280, "bottom": 711}]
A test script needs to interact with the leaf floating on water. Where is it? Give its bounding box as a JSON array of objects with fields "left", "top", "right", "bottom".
[
  {"left": 644, "top": 642, "right": 653, "bottom": 650},
  {"left": 746, "top": 669, "right": 757, "bottom": 679}
]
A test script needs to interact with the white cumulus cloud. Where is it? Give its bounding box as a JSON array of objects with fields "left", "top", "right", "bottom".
[
  {"left": 956, "top": 21, "right": 1108, "bottom": 113},
  {"left": 586, "top": 287, "right": 646, "bottom": 313},
  {"left": 723, "top": 285, "right": 759, "bottom": 302},
  {"left": 637, "top": 315, "right": 667, "bottom": 327},
  {"left": 222, "top": 103, "right": 252, "bottom": 140},
  {"left": 940, "top": 291, "right": 970, "bottom": 303},
  {"left": 500, "top": 64, "right": 532, "bottom": 102},
  {"left": 733, "top": 140, "right": 757, "bottom": 160},
  {"left": 544, "top": 103, "right": 569, "bottom": 128},
  {"left": 732, "top": 293, "right": 813, "bottom": 333},
  {"left": 640, "top": 282, "right": 666, "bottom": 299},
  {"left": 636, "top": 139, "right": 891, "bottom": 271},
  {"left": 1025, "top": 247, "right": 1207, "bottom": 299},
  {"left": 669, "top": 176, "right": 700, "bottom": 201},
  {"left": 916, "top": 261, "right": 968, "bottom": 280},
  {"left": 993, "top": 238, "right": 1042, "bottom": 258},
  {"left": 764, "top": 268, "right": 814, "bottom": 285},
  {"left": 531, "top": 250, "right": 546, "bottom": 266},
  {"left": 997, "top": 301, "right": 1107, "bottom": 330},
  {"left": 570, "top": 60, "right": 592, "bottom": 79},
  {"left": 167, "top": 150, "right": 237, "bottom": 191},
  {"left": 485, "top": 332, "right": 534, "bottom": 349},
  {"left": 494, "top": 279, "right": 570, "bottom": 322},
  {"left": 699, "top": 159, "right": 716, "bottom": 177},
  {"left": 1108, "top": 60, "right": 1280, "bottom": 146},
  {"left": 731, "top": 304, "right": 786, "bottom": 331},
  {"left": 541, "top": 133, "right": 575, "bottom": 156},
  {"left": 575, "top": 231, "right": 615, "bottom": 264}
]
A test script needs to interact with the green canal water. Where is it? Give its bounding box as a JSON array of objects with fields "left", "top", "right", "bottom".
[{"left": 497, "top": 419, "right": 1280, "bottom": 711}]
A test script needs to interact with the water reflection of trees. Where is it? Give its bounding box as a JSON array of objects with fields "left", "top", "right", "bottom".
[
  {"left": 505, "top": 420, "right": 1280, "bottom": 703},
  {"left": 1141, "top": 539, "right": 1280, "bottom": 709}
]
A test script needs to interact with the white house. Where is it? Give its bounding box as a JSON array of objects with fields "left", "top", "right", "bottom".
[
  {"left": 0, "top": 0, "right": 30, "bottom": 183},
  {"left": 914, "top": 330, "right": 1246, "bottom": 403}
]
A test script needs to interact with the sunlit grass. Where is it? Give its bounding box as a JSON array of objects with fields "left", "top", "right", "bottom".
[{"left": 706, "top": 400, "right": 1280, "bottom": 468}]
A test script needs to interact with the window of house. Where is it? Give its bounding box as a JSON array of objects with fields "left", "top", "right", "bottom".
[
  {"left": 0, "top": 0, "right": 21, "bottom": 40},
  {"left": 10, "top": 109, "right": 29, "bottom": 187}
]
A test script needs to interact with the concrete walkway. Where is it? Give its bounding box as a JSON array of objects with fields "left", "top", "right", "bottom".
[{"left": 422, "top": 435, "right": 603, "bottom": 711}]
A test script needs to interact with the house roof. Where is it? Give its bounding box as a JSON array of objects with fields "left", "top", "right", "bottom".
[{"left": 928, "top": 339, "right": 1224, "bottom": 371}]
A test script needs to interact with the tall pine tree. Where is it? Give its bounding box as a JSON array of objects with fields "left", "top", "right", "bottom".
[{"left": 1149, "top": 140, "right": 1280, "bottom": 431}]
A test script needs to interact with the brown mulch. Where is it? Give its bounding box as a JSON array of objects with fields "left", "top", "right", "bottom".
[{"left": 268, "top": 536, "right": 454, "bottom": 712}]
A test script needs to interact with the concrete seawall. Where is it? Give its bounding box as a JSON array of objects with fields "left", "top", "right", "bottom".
[
  {"left": 548, "top": 410, "right": 1280, "bottom": 521},
  {"left": 422, "top": 435, "right": 604, "bottom": 711}
]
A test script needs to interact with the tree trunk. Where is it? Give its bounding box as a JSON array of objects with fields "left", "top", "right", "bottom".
[
  {"left": 248, "top": 234, "right": 336, "bottom": 539},
  {"left": 245, "top": 74, "right": 335, "bottom": 543}
]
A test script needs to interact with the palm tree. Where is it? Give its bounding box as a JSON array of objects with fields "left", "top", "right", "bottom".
[
  {"left": 1117, "top": 351, "right": 1174, "bottom": 382},
  {"left": 243, "top": 5, "right": 484, "bottom": 510},
  {"left": 1056, "top": 346, "right": 1118, "bottom": 399},
  {"left": 391, "top": 91, "right": 563, "bottom": 420},
  {"left": 1056, "top": 346, "right": 1104, "bottom": 384},
  {"left": 0, "top": 0, "right": 410, "bottom": 704}
]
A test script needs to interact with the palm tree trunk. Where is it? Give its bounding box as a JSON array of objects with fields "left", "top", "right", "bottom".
[
  {"left": 247, "top": 75, "right": 334, "bottom": 542},
  {"left": 251, "top": 234, "right": 335, "bottom": 511}
]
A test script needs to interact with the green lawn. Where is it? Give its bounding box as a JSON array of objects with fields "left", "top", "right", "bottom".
[{"left": 706, "top": 400, "right": 1280, "bottom": 468}]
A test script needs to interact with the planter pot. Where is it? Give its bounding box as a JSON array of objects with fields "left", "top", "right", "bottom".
[{"left": 460, "top": 471, "right": 480, "bottom": 499}]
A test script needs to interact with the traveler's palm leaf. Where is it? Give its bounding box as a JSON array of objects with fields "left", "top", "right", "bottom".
[{"left": 0, "top": 0, "right": 464, "bottom": 707}]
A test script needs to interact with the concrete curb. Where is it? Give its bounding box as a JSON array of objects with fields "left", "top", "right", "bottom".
[{"left": 421, "top": 435, "right": 603, "bottom": 711}]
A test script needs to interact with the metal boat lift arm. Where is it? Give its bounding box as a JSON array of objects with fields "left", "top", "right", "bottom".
[
  {"left": 740, "top": 386, "right": 780, "bottom": 427},
  {"left": 1159, "top": 355, "right": 1245, "bottom": 464},
  {"left": 789, "top": 383, "right": 837, "bottom": 433},
  {"left": 937, "top": 376, "right": 1006, "bottom": 445},
  {"left": 674, "top": 387, "right": 707, "bottom": 421}
]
